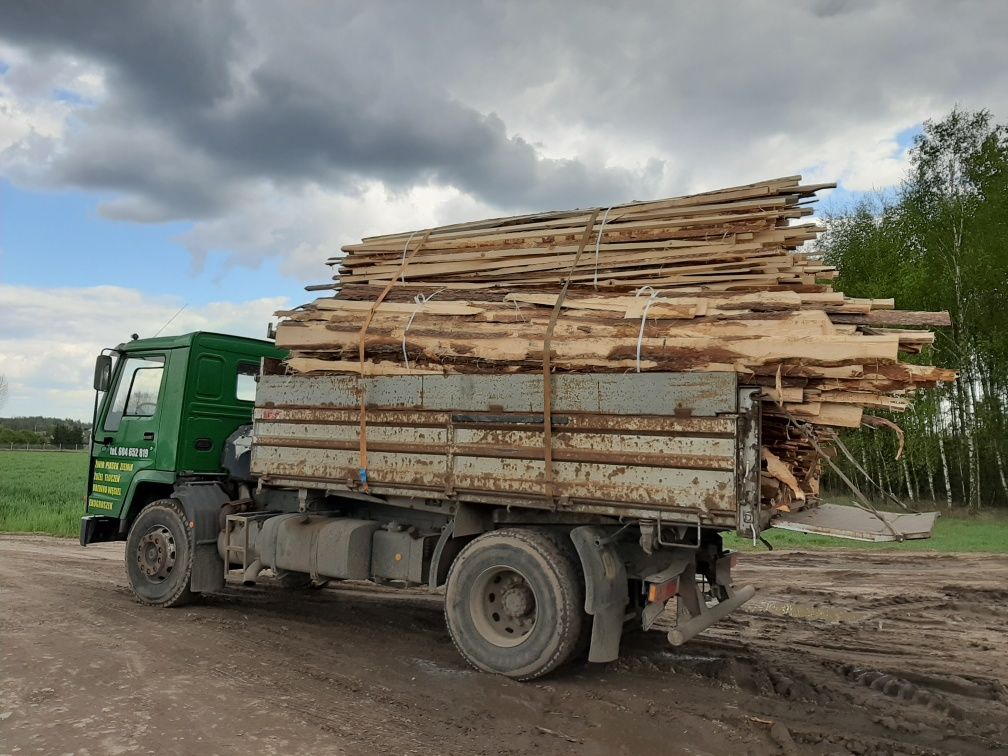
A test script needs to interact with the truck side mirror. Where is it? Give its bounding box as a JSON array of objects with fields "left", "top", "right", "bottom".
[{"left": 94, "top": 355, "right": 113, "bottom": 392}]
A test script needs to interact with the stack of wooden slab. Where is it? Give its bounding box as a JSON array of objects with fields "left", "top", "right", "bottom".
[{"left": 275, "top": 176, "right": 955, "bottom": 510}]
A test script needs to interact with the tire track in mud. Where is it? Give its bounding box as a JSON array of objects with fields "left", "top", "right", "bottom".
[{"left": 710, "top": 551, "right": 1008, "bottom": 754}]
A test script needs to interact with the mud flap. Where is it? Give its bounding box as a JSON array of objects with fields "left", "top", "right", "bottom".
[
  {"left": 570, "top": 526, "right": 628, "bottom": 663},
  {"left": 771, "top": 503, "right": 938, "bottom": 542},
  {"left": 79, "top": 515, "right": 119, "bottom": 546},
  {"left": 173, "top": 482, "right": 230, "bottom": 593}
]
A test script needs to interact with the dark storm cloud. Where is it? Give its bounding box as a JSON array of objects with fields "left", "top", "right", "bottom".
[
  {"left": 0, "top": 0, "right": 253, "bottom": 219},
  {"left": 0, "top": 1, "right": 245, "bottom": 108},
  {"left": 0, "top": 0, "right": 658, "bottom": 220},
  {"left": 0, "top": 0, "right": 1006, "bottom": 225}
]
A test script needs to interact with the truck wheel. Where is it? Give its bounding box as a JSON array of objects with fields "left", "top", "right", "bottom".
[
  {"left": 444, "top": 528, "right": 585, "bottom": 680},
  {"left": 125, "top": 499, "right": 195, "bottom": 607}
]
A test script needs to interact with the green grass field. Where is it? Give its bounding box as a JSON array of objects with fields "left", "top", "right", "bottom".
[
  {"left": 1, "top": 450, "right": 1006, "bottom": 551},
  {"left": 0, "top": 451, "right": 88, "bottom": 537}
]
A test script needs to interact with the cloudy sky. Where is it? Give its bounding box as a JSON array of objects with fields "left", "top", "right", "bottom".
[{"left": 1, "top": 0, "right": 1006, "bottom": 419}]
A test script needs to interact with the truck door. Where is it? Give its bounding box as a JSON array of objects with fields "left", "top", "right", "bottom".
[{"left": 87, "top": 353, "right": 167, "bottom": 518}]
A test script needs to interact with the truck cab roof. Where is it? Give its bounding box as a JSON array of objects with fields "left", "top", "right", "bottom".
[{"left": 115, "top": 331, "right": 280, "bottom": 353}]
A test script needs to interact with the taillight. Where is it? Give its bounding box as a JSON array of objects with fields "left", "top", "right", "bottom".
[{"left": 647, "top": 577, "right": 679, "bottom": 604}]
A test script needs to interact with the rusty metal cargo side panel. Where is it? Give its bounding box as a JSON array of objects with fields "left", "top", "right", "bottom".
[{"left": 251, "top": 372, "right": 755, "bottom": 528}]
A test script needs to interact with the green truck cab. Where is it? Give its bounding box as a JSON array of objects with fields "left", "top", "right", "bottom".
[{"left": 81, "top": 332, "right": 284, "bottom": 545}]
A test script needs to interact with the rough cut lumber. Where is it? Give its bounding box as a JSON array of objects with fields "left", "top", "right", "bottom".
[
  {"left": 828, "top": 310, "right": 953, "bottom": 327},
  {"left": 286, "top": 357, "right": 443, "bottom": 376},
  {"left": 274, "top": 175, "right": 955, "bottom": 515},
  {"left": 763, "top": 448, "right": 806, "bottom": 501}
]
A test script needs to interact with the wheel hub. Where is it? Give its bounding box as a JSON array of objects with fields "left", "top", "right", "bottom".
[
  {"left": 501, "top": 585, "right": 535, "bottom": 617},
  {"left": 470, "top": 566, "right": 538, "bottom": 648},
  {"left": 136, "top": 525, "right": 176, "bottom": 582}
]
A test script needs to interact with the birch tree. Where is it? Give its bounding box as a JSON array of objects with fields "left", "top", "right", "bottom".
[{"left": 818, "top": 108, "right": 1008, "bottom": 509}]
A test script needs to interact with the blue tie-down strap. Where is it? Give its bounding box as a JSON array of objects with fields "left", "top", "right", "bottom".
[{"left": 359, "top": 468, "right": 369, "bottom": 489}]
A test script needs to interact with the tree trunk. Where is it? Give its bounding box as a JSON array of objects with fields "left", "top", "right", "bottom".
[
  {"left": 947, "top": 385, "right": 967, "bottom": 505},
  {"left": 908, "top": 448, "right": 921, "bottom": 502},
  {"left": 979, "top": 369, "right": 1008, "bottom": 505},
  {"left": 901, "top": 455, "right": 915, "bottom": 502},
  {"left": 938, "top": 418, "right": 954, "bottom": 510},
  {"left": 959, "top": 375, "right": 980, "bottom": 511},
  {"left": 874, "top": 434, "right": 895, "bottom": 499},
  {"left": 923, "top": 430, "right": 937, "bottom": 504},
  {"left": 858, "top": 443, "right": 871, "bottom": 501},
  {"left": 995, "top": 449, "right": 1008, "bottom": 507}
]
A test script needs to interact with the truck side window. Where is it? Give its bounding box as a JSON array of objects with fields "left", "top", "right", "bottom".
[
  {"left": 236, "top": 362, "right": 258, "bottom": 402},
  {"left": 104, "top": 356, "right": 165, "bottom": 431},
  {"left": 125, "top": 366, "right": 165, "bottom": 417}
]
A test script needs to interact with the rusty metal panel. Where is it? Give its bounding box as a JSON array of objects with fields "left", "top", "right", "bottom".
[
  {"left": 256, "top": 372, "right": 737, "bottom": 416},
  {"left": 253, "top": 445, "right": 445, "bottom": 488},
  {"left": 254, "top": 405, "right": 736, "bottom": 436},
  {"left": 453, "top": 428, "right": 735, "bottom": 458},
  {"left": 254, "top": 421, "right": 448, "bottom": 447},
  {"left": 587, "top": 373, "right": 736, "bottom": 416},
  {"left": 252, "top": 446, "right": 735, "bottom": 515},
  {"left": 450, "top": 458, "right": 735, "bottom": 512},
  {"left": 251, "top": 372, "right": 753, "bottom": 527},
  {"left": 257, "top": 374, "right": 424, "bottom": 408}
]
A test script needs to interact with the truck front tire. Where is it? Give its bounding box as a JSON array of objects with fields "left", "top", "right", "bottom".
[
  {"left": 125, "top": 499, "right": 196, "bottom": 607},
  {"left": 444, "top": 528, "right": 586, "bottom": 680}
]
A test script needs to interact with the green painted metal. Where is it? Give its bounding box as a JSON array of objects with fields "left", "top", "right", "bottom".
[{"left": 86, "top": 332, "right": 284, "bottom": 523}]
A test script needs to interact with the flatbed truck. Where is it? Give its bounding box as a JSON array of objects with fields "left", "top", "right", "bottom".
[{"left": 80, "top": 331, "right": 929, "bottom": 679}]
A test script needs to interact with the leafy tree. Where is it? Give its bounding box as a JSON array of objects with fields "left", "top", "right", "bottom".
[
  {"left": 0, "top": 416, "right": 89, "bottom": 447},
  {"left": 817, "top": 107, "right": 1008, "bottom": 510},
  {"left": 51, "top": 422, "right": 85, "bottom": 447},
  {"left": 0, "top": 427, "right": 46, "bottom": 445}
]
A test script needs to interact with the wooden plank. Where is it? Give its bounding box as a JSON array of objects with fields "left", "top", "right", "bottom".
[
  {"left": 829, "top": 310, "right": 952, "bottom": 327},
  {"left": 309, "top": 298, "right": 486, "bottom": 316},
  {"left": 287, "top": 357, "right": 445, "bottom": 376}
]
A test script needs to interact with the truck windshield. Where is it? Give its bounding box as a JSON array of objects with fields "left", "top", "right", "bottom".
[{"left": 104, "top": 356, "right": 165, "bottom": 432}]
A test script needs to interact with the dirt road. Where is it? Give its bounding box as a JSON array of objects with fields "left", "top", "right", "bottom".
[{"left": 1, "top": 536, "right": 1005, "bottom": 755}]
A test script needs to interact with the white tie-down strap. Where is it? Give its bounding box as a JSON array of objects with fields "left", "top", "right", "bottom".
[
  {"left": 402, "top": 289, "right": 445, "bottom": 369},
  {"left": 592, "top": 206, "right": 614, "bottom": 289},
  {"left": 633, "top": 285, "right": 663, "bottom": 372}
]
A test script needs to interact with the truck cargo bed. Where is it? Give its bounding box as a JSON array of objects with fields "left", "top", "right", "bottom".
[{"left": 251, "top": 372, "right": 761, "bottom": 530}]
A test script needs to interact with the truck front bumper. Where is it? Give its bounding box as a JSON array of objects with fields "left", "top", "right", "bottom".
[{"left": 80, "top": 516, "right": 120, "bottom": 546}]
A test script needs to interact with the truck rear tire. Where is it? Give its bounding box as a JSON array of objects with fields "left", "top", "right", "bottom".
[
  {"left": 125, "top": 499, "right": 196, "bottom": 608},
  {"left": 444, "top": 528, "right": 585, "bottom": 680}
]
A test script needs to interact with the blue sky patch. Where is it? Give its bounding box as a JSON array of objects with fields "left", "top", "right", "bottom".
[{"left": 0, "top": 180, "right": 308, "bottom": 306}]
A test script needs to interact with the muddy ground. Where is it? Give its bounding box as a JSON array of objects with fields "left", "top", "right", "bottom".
[{"left": 0, "top": 536, "right": 1005, "bottom": 755}]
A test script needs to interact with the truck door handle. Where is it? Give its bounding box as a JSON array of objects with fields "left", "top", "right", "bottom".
[
  {"left": 102, "top": 437, "right": 113, "bottom": 445},
  {"left": 143, "top": 432, "right": 155, "bottom": 441}
]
